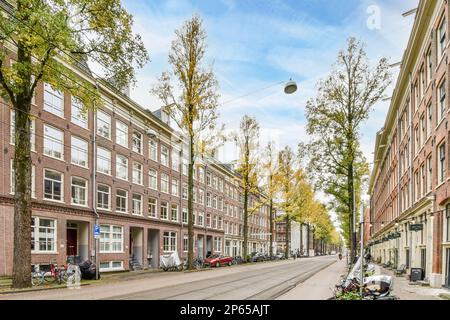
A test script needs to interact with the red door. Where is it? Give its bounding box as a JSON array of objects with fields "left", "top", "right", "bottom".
[{"left": 67, "top": 229, "right": 78, "bottom": 256}]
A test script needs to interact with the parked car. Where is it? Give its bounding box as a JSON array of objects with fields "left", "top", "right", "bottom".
[
  {"left": 250, "top": 252, "right": 266, "bottom": 263},
  {"left": 204, "top": 255, "right": 233, "bottom": 267}
]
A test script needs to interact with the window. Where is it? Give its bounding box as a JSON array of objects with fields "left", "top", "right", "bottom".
[
  {"left": 212, "top": 195, "right": 217, "bottom": 209},
  {"left": 44, "top": 169, "right": 63, "bottom": 202},
  {"left": 183, "top": 235, "right": 188, "bottom": 252},
  {"left": 182, "top": 160, "right": 188, "bottom": 175},
  {"left": 132, "top": 162, "right": 143, "bottom": 185},
  {"left": 116, "top": 120, "right": 128, "bottom": 148},
  {"left": 10, "top": 110, "right": 35, "bottom": 151},
  {"left": 97, "top": 147, "right": 111, "bottom": 175},
  {"left": 116, "top": 189, "right": 128, "bottom": 213},
  {"left": 219, "top": 178, "right": 224, "bottom": 192},
  {"left": 149, "top": 139, "right": 157, "bottom": 161},
  {"left": 439, "top": 17, "right": 446, "bottom": 61},
  {"left": 132, "top": 193, "right": 143, "bottom": 216},
  {"left": 44, "top": 125, "right": 64, "bottom": 160},
  {"left": 171, "top": 179, "right": 179, "bottom": 196},
  {"left": 11, "top": 164, "right": 35, "bottom": 197},
  {"left": 427, "top": 155, "right": 433, "bottom": 192},
  {"left": 71, "top": 136, "right": 88, "bottom": 167},
  {"left": 213, "top": 237, "right": 222, "bottom": 252},
  {"left": 116, "top": 154, "right": 128, "bottom": 181},
  {"left": 199, "top": 189, "right": 204, "bottom": 205},
  {"left": 172, "top": 150, "right": 179, "bottom": 171},
  {"left": 161, "top": 146, "right": 169, "bottom": 166},
  {"left": 421, "top": 164, "right": 426, "bottom": 197},
  {"left": 148, "top": 198, "right": 157, "bottom": 217},
  {"left": 212, "top": 176, "right": 218, "bottom": 189},
  {"left": 198, "top": 212, "right": 204, "bottom": 226},
  {"left": 439, "top": 143, "right": 446, "bottom": 184},
  {"left": 44, "top": 83, "right": 64, "bottom": 117},
  {"left": 420, "top": 67, "right": 425, "bottom": 99},
  {"left": 71, "top": 177, "right": 87, "bottom": 206},
  {"left": 31, "top": 217, "right": 56, "bottom": 253},
  {"left": 420, "top": 115, "right": 425, "bottom": 148},
  {"left": 149, "top": 169, "right": 158, "bottom": 190},
  {"left": 160, "top": 201, "right": 168, "bottom": 220},
  {"left": 161, "top": 173, "right": 169, "bottom": 193},
  {"left": 446, "top": 204, "right": 450, "bottom": 242},
  {"left": 414, "top": 126, "right": 419, "bottom": 155},
  {"left": 206, "top": 213, "right": 211, "bottom": 228},
  {"left": 439, "top": 80, "right": 446, "bottom": 123},
  {"left": 219, "top": 197, "right": 223, "bottom": 211},
  {"left": 100, "top": 225, "right": 123, "bottom": 253},
  {"left": 182, "top": 183, "right": 188, "bottom": 200},
  {"left": 206, "top": 192, "right": 211, "bottom": 207},
  {"left": 213, "top": 215, "right": 217, "bottom": 229},
  {"left": 132, "top": 132, "right": 142, "bottom": 154},
  {"left": 97, "top": 111, "right": 111, "bottom": 139},
  {"left": 182, "top": 208, "right": 188, "bottom": 224},
  {"left": 99, "top": 261, "right": 124, "bottom": 272},
  {"left": 206, "top": 172, "right": 212, "bottom": 186},
  {"left": 71, "top": 97, "right": 87, "bottom": 128},
  {"left": 97, "top": 184, "right": 111, "bottom": 210},
  {"left": 199, "top": 167, "right": 205, "bottom": 183},
  {"left": 427, "top": 49, "right": 432, "bottom": 84},
  {"left": 427, "top": 102, "right": 432, "bottom": 138},
  {"left": 171, "top": 204, "right": 178, "bottom": 221},
  {"left": 163, "top": 232, "right": 176, "bottom": 252},
  {"left": 415, "top": 171, "right": 419, "bottom": 202}
]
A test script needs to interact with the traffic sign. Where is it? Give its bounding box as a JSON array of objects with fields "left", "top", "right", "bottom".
[{"left": 94, "top": 225, "right": 100, "bottom": 239}]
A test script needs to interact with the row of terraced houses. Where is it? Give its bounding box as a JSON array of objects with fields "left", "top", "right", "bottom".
[
  {"left": 369, "top": 0, "right": 450, "bottom": 288},
  {"left": 0, "top": 46, "right": 272, "bottom": 276}
]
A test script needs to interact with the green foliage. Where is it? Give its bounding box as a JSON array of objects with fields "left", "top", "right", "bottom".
[
  {"left": 300, "top": 37, "right": 391, "bottom": 250},
  {"left": 335, "top": 290, "right": 362, "bottom": 300},
  {"left": 0, "top": 0, "right": 149, "bottom": 107}
]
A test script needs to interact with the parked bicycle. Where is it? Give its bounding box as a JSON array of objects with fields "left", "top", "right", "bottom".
[
  {"left": 31, "top": 265, "right": 44, "bottom": 286},
  {"left": 43, "top": 259, "right": 68, "bottom": 284}
]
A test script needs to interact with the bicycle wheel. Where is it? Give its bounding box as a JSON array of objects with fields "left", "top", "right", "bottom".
[
  {"left": 31, "top": 272, "right": 44, "bottom": 286},
  {"left": 59, "top": 271, "right": 68, "bottom": 284},
  {"left": 43, "top": 271, "right": 56, "bottom": 283}
]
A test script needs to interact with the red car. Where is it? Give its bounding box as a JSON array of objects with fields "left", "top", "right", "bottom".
[{"left": 204, "top": 254, "right": 233, "bottom": 267}]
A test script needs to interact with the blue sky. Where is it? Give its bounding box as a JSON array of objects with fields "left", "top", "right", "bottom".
[{"left": 122, "top": 0, "right": 418, "bottom": 167}]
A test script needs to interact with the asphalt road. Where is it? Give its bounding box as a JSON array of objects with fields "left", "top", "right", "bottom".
[{"left": 0, "top": 256, "right": 338, "bottom": 300}]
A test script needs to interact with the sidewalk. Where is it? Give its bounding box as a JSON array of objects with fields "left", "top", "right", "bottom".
[
  {"left": 374, "top": 265, "right": 450, "bottom": 300},
  {"left": 277, "top": 259, "right": 346, "bottom": 300}
]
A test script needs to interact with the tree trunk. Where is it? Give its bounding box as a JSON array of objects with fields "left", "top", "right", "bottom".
[
  {"left": 269, "top": 199, "right": 273, "bottom": 258},
  {"left": 284, "top": 216, "right": 290, "bottom": 258},
  {"left": 187, "top": 135, "right": 195, "bottom": 270},
  {"left": 299, "top": 223, "right": 303, "bottom": 256},
  {"left": 348, "top": 162, "right": 355, "bottom": 264},
  {"left": 306, "top": 224, "right": 310, "bottom": 257},
  {"left": 243, "top": 185, "right": 249, "bottom": 261},
  {"left": 12, "top": 41, "right": 33, "bottom": 288}
]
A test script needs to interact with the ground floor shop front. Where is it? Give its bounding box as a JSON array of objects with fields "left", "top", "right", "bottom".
[
  {"left": 370, "top": 199, "right": 450, "bottom": 288},
  {"left": 0, "top": 202, "right": 226, "bottom": 276}
]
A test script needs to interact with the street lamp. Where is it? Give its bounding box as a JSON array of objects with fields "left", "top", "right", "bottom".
[{"left": 284, "top": 79, "right": 298, "bottom": 94}]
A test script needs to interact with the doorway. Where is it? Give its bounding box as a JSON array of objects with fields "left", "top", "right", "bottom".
[
  {"left": 67, "top": 228, "right": 78, "bottom": 256},
  {"left": 446, "top": 248, "right": 450, "bottom": 288}
]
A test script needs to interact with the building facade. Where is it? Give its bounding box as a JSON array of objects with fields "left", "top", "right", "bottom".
[
  {"left": 0, "top": 55, "right": 271, "bottom": 276},
  {"left": 369, "top": 0, "right": 450, "bottom": 288}
]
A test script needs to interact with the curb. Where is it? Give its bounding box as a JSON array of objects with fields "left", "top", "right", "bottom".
[{"left": 0, "top": 283, "right": 91, "bottom": 295}]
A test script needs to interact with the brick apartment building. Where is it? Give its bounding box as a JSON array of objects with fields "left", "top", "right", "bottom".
[
  {"left": 0, "top": 50, "right": 271, "bottom": 276},
  {"left": 369, "top": 0, "right": 450, "bottom": 288}
]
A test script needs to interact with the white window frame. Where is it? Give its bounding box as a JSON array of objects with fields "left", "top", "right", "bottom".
[
  {"left": 100, "top": 225, "right": 123, "bottom": 253},
  {"left": 132, "top": 193, "right": 143, "bottom": 216},
  {"left": 163, "top": 231, "right": 177, "bottom": 252},
  {"left": 149, "top": 169, "right": 158, "bottom": 190},
  {"left": 116, "top": 120, "right": 129, "bottom": 148},
  {"left": 44, "top": 124, "right": 64, "bottom": 160},
  {"left": 149, "top": 139, "right": 158, "bottom": 162},
  {"left": 161, "top": 173, "right": 169, "bottom": 194},
  {"left": 149, "top": 197, "right": 157, "bottom": 218},
  {"left": 71, "top": 136, "right": 88, "bottom": 168},
  {"left": 43, "top": 169, "right": 64, "bottom": 202},
  {"left": 171, "top": 203, "right": 179, "bottom": 221},
  {"left": 116, "top": 189, "right": 128, "bottom": 213},
  {"left": 71, "top": 97, "right": 88, "bottom": 128},
  {"left": 132, "top": 162, "right": 143, "bottom": 185},
  {"left": 116, "top": 154, "right": 129, "bottom": 181},
  {"left": 97, "top": 184, "right": 111, "bottom": 211},
  {"left": 132, "top": 132, "right": 143, "bottom": 154},
  {"left": 97, "top": 110, "right": 111, "bottom": 139},
  {"left": 44, "top": 83, "right": 64, "bottom": 118},
  {"left": 31, "top": 217, "right": 57, "bottom": 254},
  {"left": 97, "top": 147, "right": 111, "bottom": 175},
  {"left": 71, "top": 176, "right": 88, "bottom": 207},
  {"left": 161, "top": 145, "right": 169, "bottom": 167},
  {"left": 160, "top": 201, "right": 169, "bottom": 220}
]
